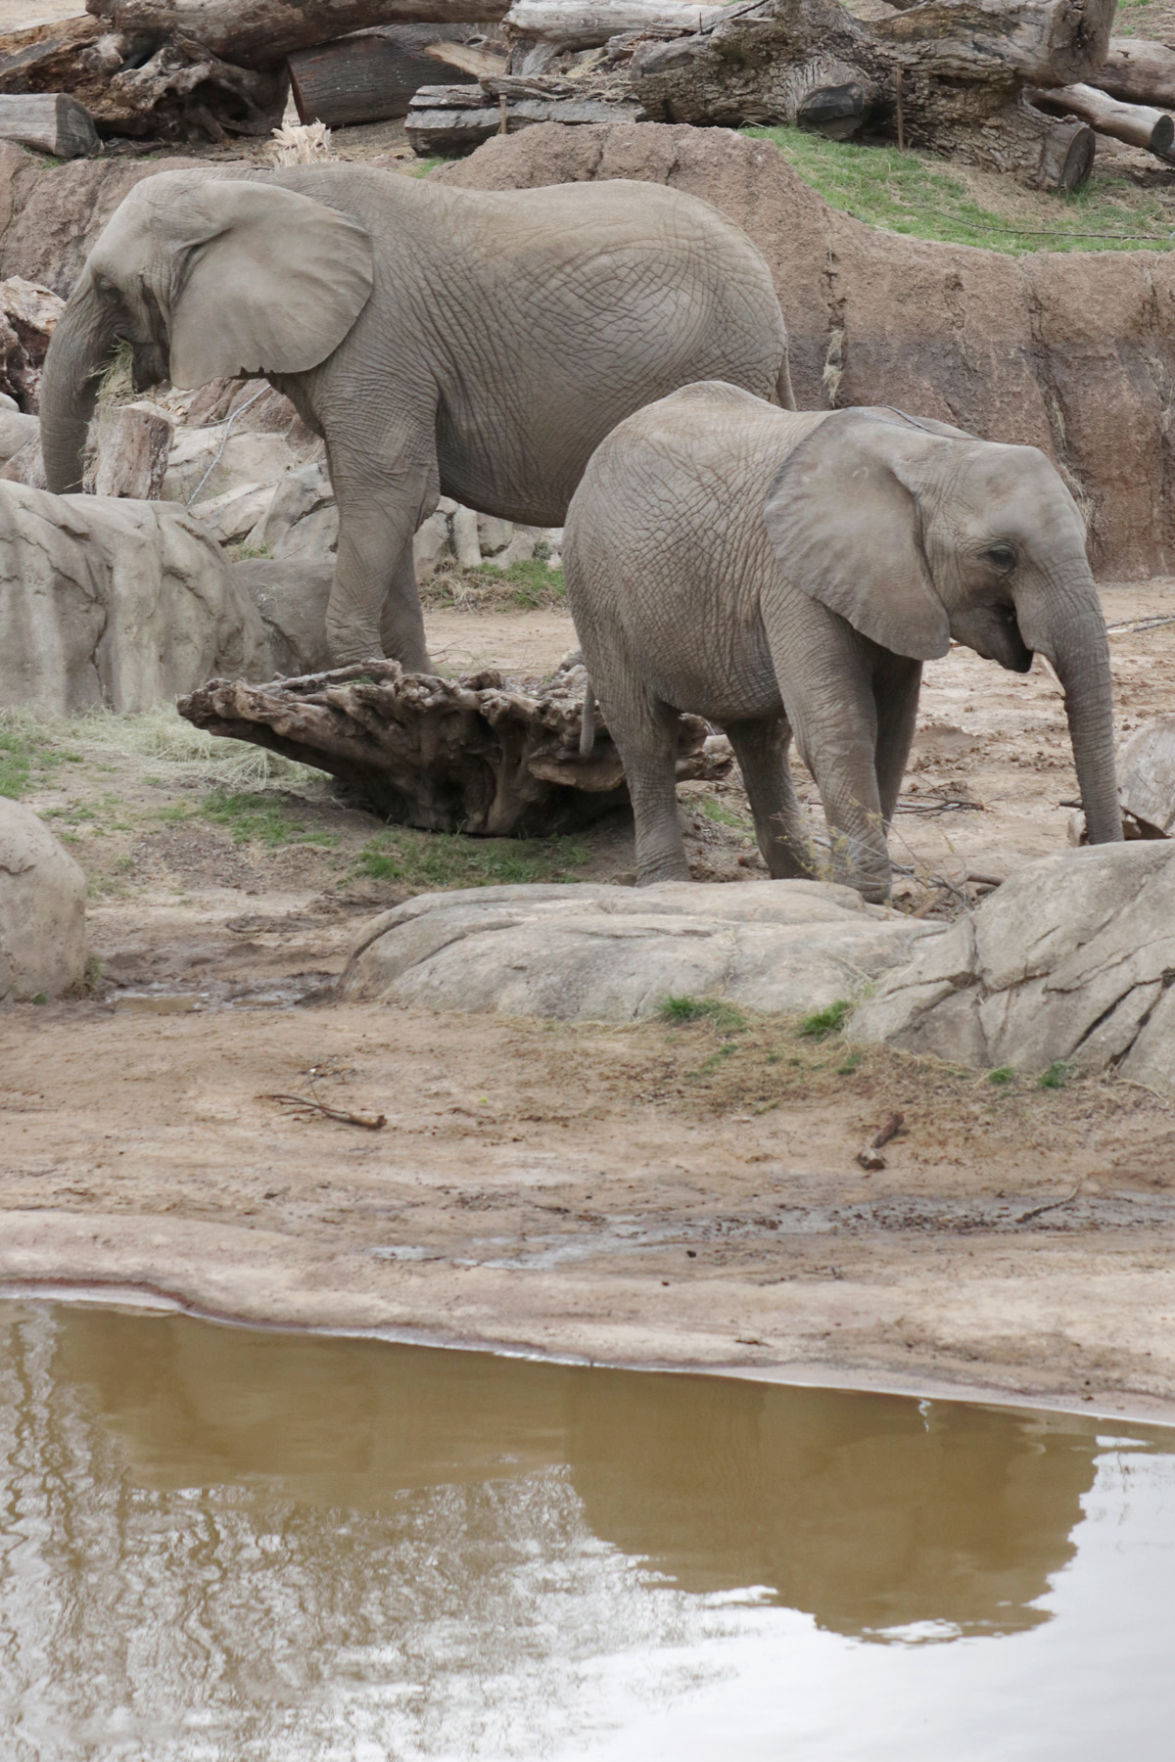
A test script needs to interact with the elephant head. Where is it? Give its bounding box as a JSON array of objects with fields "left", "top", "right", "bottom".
[
  {"left": 763, "top": 408, "right": 1123, "bottom": 846},
  {"left": 40, "top": 172, "right": 375, "bottom": 495}
]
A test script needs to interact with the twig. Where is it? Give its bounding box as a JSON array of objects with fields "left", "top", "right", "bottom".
[
  {"left": 857, "top": 1109, "right": 905, "bottom": 1172},
  {"left": 184, "top": 384, "right": 269, "bottom": 507},
  {"left": 267, "top": 1092, "right": 386, "bottom": 1129},
  {"left": 1015, "top": 1181, "right": 1083, "bottom": 1224},
  {"left": 1105, "top": 614, "right": 1175, "bottom": 636}
]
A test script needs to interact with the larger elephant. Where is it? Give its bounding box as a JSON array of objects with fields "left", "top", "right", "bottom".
[
  {"left": 38, "top": 166, "right": 793, "bottom": 671},
  {"left": 565, "top": 382, "right": 1122, "bottom": 898}
]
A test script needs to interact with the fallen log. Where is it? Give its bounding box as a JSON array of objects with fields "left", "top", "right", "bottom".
[
  {"left": 177, "top": 662, "right": 728, "bottom": 835},
  {"left": 0, "top": 13, "right": 285, "bottom": 137},
  {"left": 85, "top": 0, "right": 511, "bottom": 68},
  {"left": 502, "top": 0, "right": 725, "bottom": 49},
  {"left": 1030, "top": 81, "right": 1175, "bottom": 159},
  {"left": 289, "top": 24, "right": 481, "bottom": 127},
  {"left": 629, "top": 0, "right": 1108, "bottom": 189},
  {"left": 0, "top": 92, "right": 98, "bottom": 157},
  {"left": 1093, "top": 38, "right": 1175, "bottom": 111},
  {"left": 407, "top": 78, "right": 642, "bottom": 152}
]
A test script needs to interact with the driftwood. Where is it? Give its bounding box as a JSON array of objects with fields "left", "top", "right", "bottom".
[
  {"left": 407, "top": 78, "right": 642, "bottom": 151},
  {"left": 177, "top": 662, "right": 730, "bottom": 835},
  {"left": 1030, "top": 81, "right": 1175, "bottom": 159},
  {"left": 628, "top": 0, "right": 1112, "bottom": 188},
  {"left": 0, "top": 92, "right": 98, "bottom": 157},
  {"left": 85, "top": 0, "right": 511, "bottom": 67},
  {"left": 288, "top": 24, "right": 480, "bottom": 126},
  {"left": 1094, "top": 37, "right": 1175, "bottom": 110}
]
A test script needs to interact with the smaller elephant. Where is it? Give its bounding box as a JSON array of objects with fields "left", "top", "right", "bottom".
[{"left": 565, "top": 383, "right": 1122, "bottom": 898}]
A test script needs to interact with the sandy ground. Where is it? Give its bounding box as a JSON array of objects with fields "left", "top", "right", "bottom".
[{"left": 5, "top": 588, "right": 1175, "bottom": 1421}]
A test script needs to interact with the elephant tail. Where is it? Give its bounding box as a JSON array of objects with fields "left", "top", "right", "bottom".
[{"left": 580, "top": 679, "right": 597, "bottom": 758}]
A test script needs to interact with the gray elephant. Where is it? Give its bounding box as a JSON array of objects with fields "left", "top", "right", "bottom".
[
  {"left": 566, "top": 382, "right": 1122, "bottom": 899},
  {"left": 39, "top": 167, "right": 792, "bottom": 672}
]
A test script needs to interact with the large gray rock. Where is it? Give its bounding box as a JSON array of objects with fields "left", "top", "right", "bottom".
[
  {"left": 0, "top": 799, "right": 86, "bottom": 1002},
  {"left": 339, "top": 880, "right": 943, "bottom": 1020},
  {"left": 850, "top": 843, "right": 1175, "bottom": 1090},
  {"left": 0, "top": 481, "right": 271, "bottom": 713}
]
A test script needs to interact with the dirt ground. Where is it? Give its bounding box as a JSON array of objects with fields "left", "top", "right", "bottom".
[{"left": 4, "top": 584, "right": 1175, "bottom": 1422}]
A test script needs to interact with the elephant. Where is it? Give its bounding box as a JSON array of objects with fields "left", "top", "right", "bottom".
[
  {"left": 38, "top": 166, "right": 793, "bottom": 672},
  {"left": 565, "top": 382, "right": 1122, "bottom": 899}
]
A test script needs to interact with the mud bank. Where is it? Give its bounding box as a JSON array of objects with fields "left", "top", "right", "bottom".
[{"left": 4, "top": 592, "right": 1175, "bottom": 1422}]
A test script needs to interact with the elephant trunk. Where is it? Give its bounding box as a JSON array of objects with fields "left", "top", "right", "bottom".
[
  {"left": 1021, "top": 573, "right": 1122, "bottom": 845},
  {"left": 39, "top": 284, "right": 119, "bottom": 494}
]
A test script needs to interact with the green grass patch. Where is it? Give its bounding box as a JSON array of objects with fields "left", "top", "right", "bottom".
[
  {"left": 987, "top": 1065, "right": 1016, "bottom": 1086},
  {"left": 478, "top": 557, "right": 565, "bottom": 609},
  {"left": 658, "top": 995, "right": 748, "bottom": 1034},
  {"left": 1037, "top": 1060, "right": 1074, "bottom": 1091},
  {"left": 354, "top": 828, "right": 588, "bottom": 890},
  {"left": 0, "top": 731, "right": 33, "bottom": 799},
  {"left": 798, "top": 998, "right": 853, "bottom": 1039},
  {"left": 747, "top": 125, "right": 1175, "bottom": 254},
  {"left": 200, "top": 788, "right": 338, "bottom": 848},
  {"left": 701, "top": 796, "right": 750, "bottom": 829}
]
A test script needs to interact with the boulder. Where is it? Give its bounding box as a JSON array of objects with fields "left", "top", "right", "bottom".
[
  {"left": 339, "top": 879, "right": 944, "bottom": 1021},
  {"left": 438, "top": 123, "right": 1175, "bottom": 578},
  {"left": 0, "top": 798, "right": 86, "bottom": 1003},
  {"left": 849, "top": 843, "right": 1175, "bottom": 1093},
  {"left": 232, "top": 557, "right": 335, "bottom": 677},
  {"left": 243, "top": 458, "right": 338, "bottom": 561},
  {"left": 162, "top": 426, "right": 301, "bottom": 508},
  {"left": 0, "top": 481, "right": 270, "bottom": 713}
]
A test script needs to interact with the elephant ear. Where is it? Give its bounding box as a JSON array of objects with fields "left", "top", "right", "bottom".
[
  {"left": 763, "top": 408, "right": 952, "bottom": 662},
  {"left": 168, "top": 182, "right": 375, "bottom": 387}
]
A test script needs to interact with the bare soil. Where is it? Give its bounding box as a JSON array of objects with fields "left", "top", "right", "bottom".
[{"left": 4, "top": 585, "right": 1175, "bottom": 1421}]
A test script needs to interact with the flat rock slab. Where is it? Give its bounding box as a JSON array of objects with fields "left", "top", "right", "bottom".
[
  {"left": 850, "top": 842, "right": 1175, "bottom": 1092},
  {"left": 339, "top": 879, "right": 944, "bottom": 1021},
  {"left": 0, "top": 798, "right": 85, "bottom": 1002}
]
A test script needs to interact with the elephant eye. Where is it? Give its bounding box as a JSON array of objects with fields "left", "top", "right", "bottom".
[{"left": 984, "top": 543, "right": 1017, "bottom": 573}]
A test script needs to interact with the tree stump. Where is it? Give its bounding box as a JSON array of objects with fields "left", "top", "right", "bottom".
[{"left": 177, "top": 661, "right": 730, "bottom": 836}]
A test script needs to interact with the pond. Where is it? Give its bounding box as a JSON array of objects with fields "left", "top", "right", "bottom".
[{"left": 2, "top": 1298, "right": 1173, "bottom": 1759}]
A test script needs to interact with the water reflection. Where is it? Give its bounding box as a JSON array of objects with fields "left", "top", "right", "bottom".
[{"left": 0, "top": 1300, "right": 1171, "bottom": 1761}]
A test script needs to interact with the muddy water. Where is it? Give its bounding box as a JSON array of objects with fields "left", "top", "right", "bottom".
[{"left": 2, "top": 1302, "right": 1174, "bottom": 1760}]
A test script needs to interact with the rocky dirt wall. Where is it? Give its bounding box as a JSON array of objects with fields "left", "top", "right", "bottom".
[{"left": 438, "top": 123, "right": 1175, "bottom": 580}]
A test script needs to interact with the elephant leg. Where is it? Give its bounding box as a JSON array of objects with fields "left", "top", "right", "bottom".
[
  {"left": 328, "top": 449, "right": 436, "bottom": 671},
  {"left": 611, "top": 697, "right": 690, "bottom": 885},
  {"left": 873, "top": 657, "right": 923, "bottom": 827},
  {"left": 769, "top": 635, "right": 891, "bottom": 901},
  {"left": 724, "top": 715, "right": 814, "bottom": 879}
]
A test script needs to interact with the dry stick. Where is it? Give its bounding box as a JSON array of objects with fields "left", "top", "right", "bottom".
[
  {"left": 267, "top": 1092, "right": 387, "bottom": 1129},
  {"left": 1015, "top": 1181, "right": 1083, "bottom": 1224}
]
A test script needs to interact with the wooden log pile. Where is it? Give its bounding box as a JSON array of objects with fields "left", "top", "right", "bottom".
[
  {"left": 178, "top": 660, "right": 729, "bottom": 835},
  {"left": 0, "top": 1, "right": 508, "bottom": 143},
  {"left": 1, "top": 0, "right": 1174, "bottom": 184}
]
